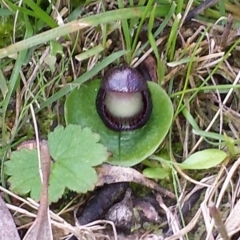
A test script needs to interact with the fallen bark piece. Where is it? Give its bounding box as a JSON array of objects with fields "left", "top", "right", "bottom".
[
  {"left": 96, "top": 164, "right": 175, "bottom": 199},
  {"left": 77, "top": 182, "right": 128, "bottom": 225}
]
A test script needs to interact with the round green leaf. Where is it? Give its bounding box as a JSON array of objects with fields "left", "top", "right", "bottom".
[
  {"left": 65, "top": 79, "right": 173, "bottom": 166},
  {"left": 179, "top": 149, "right": 227, "bottom": 170}
]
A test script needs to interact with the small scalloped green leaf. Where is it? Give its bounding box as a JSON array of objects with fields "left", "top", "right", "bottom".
[
  {"left": 65, "top": 79, "right": 173, "bottom": 166},
  {"left": 4, "top": 149, "right": 42, "bottom": 201},
  {"left": 5, "top": 125, "right": 109, "bottom": 203},
  {"left": 179, "top": 149, "right": 227, "bottom": 170},
  {"left": 47, "top": 125, "right": 109, "bottom": 202}
]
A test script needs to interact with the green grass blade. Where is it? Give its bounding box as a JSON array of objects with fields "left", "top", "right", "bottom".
[
  {"left": 177, "top": 38, "right": 240, "bottom": 115},
  {"left": 0, "top": 6, "right": 170, "bottom": 59},
  {"left": 117, "top": 0, "right": 132, "bottom": 63},
  {"left": 181, "top": 107, "right": 200, "bottom": 131},
  {"left": 3, "top": 0, "right": 38, "bottom": 18},
  {"left": 176, "top": 0, "right": 184, "bottom": 14},
  {"left": 2, "top": 17, "right": 33, "bottom": 146},
  {"left": 39, "top": 50, "right": 127, "bottom": 111},
  {"left": 0, "top": 69, "right": 8, "bottom": 99},
  {"left": 166, "top": 14, "right": 180, "bottom": 61},
  {"left": 75, "top": 44, "right": 105, "bottom": 61},
  {"left": 131, "top": 0, "right": 154, "bottom": 59},
  {"left": 23, "top": 0, "right": 57, "bottom": 28},
  {"left": 174, "top": 26, "right": 210, "bottom": 118},
  {"left": 1, "top": 12, "right": 33, "bottom": 189},
  {"left": 137, "top": 2, "right": 176, "bottom": 57},
  {"left": 148, "top": 4, "right": 162, "bottom": 83},
  {"left": 0, "top": 8, "right": 13, "bottom": 16}
]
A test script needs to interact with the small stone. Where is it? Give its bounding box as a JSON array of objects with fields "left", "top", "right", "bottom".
[
  {"left": 105, "top": 188, "right": 134, "bottom": 231},
  {"left": 134, "top": 199, "right": 160, "bottom": 224}
]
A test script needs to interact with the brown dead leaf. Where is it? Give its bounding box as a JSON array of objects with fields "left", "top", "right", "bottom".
[
  {"left": 16, "top": 140, "right": 38, "bottom": 150},
  {"left": 96, "top": 164, "right": 175, "bottom": 199},
  {"left": 0, "top": 194, "right": 20, "bottom": 240},
  {"left": 216, "top": 199, "right": 240, "bottom": 239},
  {"left": 139, "top": 54, "right": 158, "bottom": 83},
  {"left": 23, "top": 140, "right": 53, "bottom": 240},
  {"left": 209, "top": 201, "right": 230, "bottom": 240}
]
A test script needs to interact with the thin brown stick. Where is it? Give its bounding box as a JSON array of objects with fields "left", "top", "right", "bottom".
[
  {"left": 185, "top": 0, "right": 220, "bottom": 22},
  {"left": 209, "top": 201, "right": 230, "bottom": 240}
]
